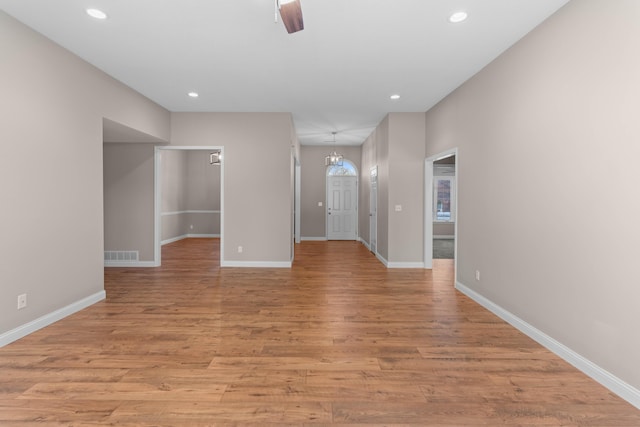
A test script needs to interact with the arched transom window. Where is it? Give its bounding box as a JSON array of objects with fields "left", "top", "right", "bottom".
[{"left": 327, "top": 160, "right": 357, "bottom": 176}]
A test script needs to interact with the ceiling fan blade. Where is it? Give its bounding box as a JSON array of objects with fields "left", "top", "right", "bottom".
[{"left": 279, "top": 0, "right": 304, "bottom": 34}]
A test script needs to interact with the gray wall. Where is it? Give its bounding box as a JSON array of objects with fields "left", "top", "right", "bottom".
[
  {"left": 360, "top": 113, "right": 425, "bottom": 265},
  {"left": 161, "top": 150, "right": 188, "bottom": 240},
  {"left": 425, "top": 0, "right": 640, "bottom": 390},
  {"left": 377, "top": 119, "right": 390, "bottom": 262},
  {"left": 387, "top": 113, "right": 426, "bottom": 265},
  {"left": 103, "top": 143, "right": 155, "bottom": 261},
  {"left": 170, "top": 113, "right": 295, "bottom": 264},
  {"left": 0, "top": 11, "right": 170, "bottom": 335},
  {"left": 359, "top": 130, "right": 377, "bottom": 247},
  {"left": 300, "top": 145, "right": 362, "bottom": 239},
  {"left": 433, "top": 223, "right": 454, "bottom": 237},
  {"left": 161, "top": 150, "right": 221, "bottom": 242}
]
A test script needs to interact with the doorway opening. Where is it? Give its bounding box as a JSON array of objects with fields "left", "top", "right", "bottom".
[
  {"left": 326, "top": 160, "right": 358, "bottom": 240},
  {"left": 154, "top": 146, "right": 224, "bottom": 266},
  {"left": 424, "top": 149, "right": 458, "bottom": 273},
  {"left": 433, "top": 156, "right": 456, "bottom": 259}
]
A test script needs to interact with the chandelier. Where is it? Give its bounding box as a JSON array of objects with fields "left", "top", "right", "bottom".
[{"left": 325, "top": 132, "right": 343, "bottom": 166}]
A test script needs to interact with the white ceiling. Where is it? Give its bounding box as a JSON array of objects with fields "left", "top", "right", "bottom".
[{"left": 0, "top": 0, "right": 569, "bottom": 146}]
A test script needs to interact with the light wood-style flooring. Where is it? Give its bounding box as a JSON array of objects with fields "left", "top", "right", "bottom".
[{"left": 0, "top": 238, "right": 638, "bottom": 425}]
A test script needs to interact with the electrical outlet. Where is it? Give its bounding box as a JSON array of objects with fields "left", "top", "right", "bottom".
[
  {"left": 190, "top": 224, "right": 194, "bottom": 230},
  {"left": 475, "top": 270, "right": 481, "bottom": 281},
  {"left": 17, "top": 294, "right": 27, "bottom": 310},
  {"left": 238, "top": 246, "right": 243, "bottom": 253}
]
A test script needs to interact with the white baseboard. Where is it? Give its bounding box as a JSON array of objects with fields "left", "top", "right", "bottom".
[
  {"left": 455, "top": 281, "right": 640, "bottom": 410},
  {"left": 387, "top": 262, "right": 425, "bottom": 268},
  {"left": 358, "top": 238, "right": 371, "bottom": 251},
  {"left": 104, "top": 260, "right": 159, "bottom": 267},
  {"left": 376, "top": 253, "right": 388, "bottom": 267},
  {"left": 301, "top": 237, "right": 328, "bottom": 241},
  {"left": 161, "top": 210, "right": 220, "bottom": 216},
  {"left": 161, "top": 235, "right": 185, "bottom": 245},
  {"left": 0, "top": 291, "right": 106, "bottom": 348},
  {"left": 162, "top": 234, "right": 220, "bottom": 246},
  {"left": 220, "top": 260, "right": 292, "bottom": 268}
]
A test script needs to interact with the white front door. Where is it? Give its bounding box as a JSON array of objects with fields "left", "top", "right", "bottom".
[{"left": 327, "top": 176, "right": 357, "bottom": 240}]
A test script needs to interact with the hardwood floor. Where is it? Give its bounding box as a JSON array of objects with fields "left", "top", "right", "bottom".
[{"left": 1, "top": 238, "right": 638, "bottom": 426}]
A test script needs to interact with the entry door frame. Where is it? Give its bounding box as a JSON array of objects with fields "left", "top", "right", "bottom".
[
  {"left": 424, "top": 148, "right": 458, "bottom": 273},
  {"left": 325, "top": 162, "right": 359, "bottom": 240},
  {"left": 154, "top": 145, "right": 225, "bottom": 266}
]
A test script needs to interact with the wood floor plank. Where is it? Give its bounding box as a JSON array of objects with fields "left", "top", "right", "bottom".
[
  {"left": 221, "top": 382, "right": 426, "bottom": 403},
  {"left": 19, "top": 381, "right": 226, "bottom": 402},
  {"left": 260, "top": 344, "right": 422, "bottom": 358},
  {"left": 0, "top": 238, "right": 638, "bottom": 425},
  {"left": 110, "top": 401, "right": 333, "bottom": 425},
  {"left": 209, "top": 356, "right": 382, "bottom": 371},
  {"left": 332, "top": 401, "right": 497, "bottom": 425},
  {"left": 0, "top": 399, "right": 120, "bottom": 423}
]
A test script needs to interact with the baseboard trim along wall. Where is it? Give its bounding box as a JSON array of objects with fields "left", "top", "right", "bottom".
[
  {"left": 456, "top": 281, "right": 640, "bottom": 410},
  {"left": 357, "top": 239, "right": 423, "bottom": 269},
  {"left": 301, "top": 237, "right": 328, "bottom": 241},
  {"left": 161, "top": 210, "right": 220, "bottom": 216},
  {"left": 161, "top": 235, "right": 184, "bottom": 245},
  {"left": 104, "top": 260, "right": 159, "bottom": 268},
  {"left": 0, "top": 291, "right": 106, "bottom": 348},
  {"left": 161, "top": 234, "right": 220, "bottom": 246},
  {"left": 433, "top": 235, "right": 455, "bottom": 239},
  {"left": 387, "top": 262, "right": 425, "bottom": 269},
  {"left": 375, "top": 253, "right": 388, "bottom": 267},
  {"left": 357, "top": 238, "right": 371, "bottom": 251},
  {"left": 220, "top": 261, "right": 292, "bottom": 268}
]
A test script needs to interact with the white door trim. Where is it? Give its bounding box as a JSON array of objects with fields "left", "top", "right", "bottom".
[
  {"left": 295, "top": 162, "right": 301, "bottom": 244},
  {"left": 325, "top": 160, "right": 359, "bottom": 240},
  {"left": 154, "top": 146, "right": 224, "bottom": 266},
  {"left": 369, "top": 165, "right": 378, "bottom": 255}
]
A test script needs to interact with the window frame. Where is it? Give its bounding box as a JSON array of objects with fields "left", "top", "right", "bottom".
[{"left": 433, "top": 175, "right": 455, "bottom": 223}]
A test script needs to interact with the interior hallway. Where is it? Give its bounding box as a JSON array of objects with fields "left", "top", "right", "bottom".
[{"left": 0, "top": 239, "right": 637, "bottom": 425}]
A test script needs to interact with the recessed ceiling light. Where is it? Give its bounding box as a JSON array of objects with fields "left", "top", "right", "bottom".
[
  {"left": 390, "top": 94, "right": 401, "bottom": 100},
  {"left": 86, "top": 8, "right": 107, "bottom": 20},
  {"left": 449, "top": 11, "right": 468, "bottom": 23},
  {"left": 188, "top": 92, "right": 199, "bottom": 98}
]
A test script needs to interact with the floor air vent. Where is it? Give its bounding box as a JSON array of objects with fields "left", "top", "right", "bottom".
[{"left": 104, "top": 251, "right": 139, "bottom": 262}]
